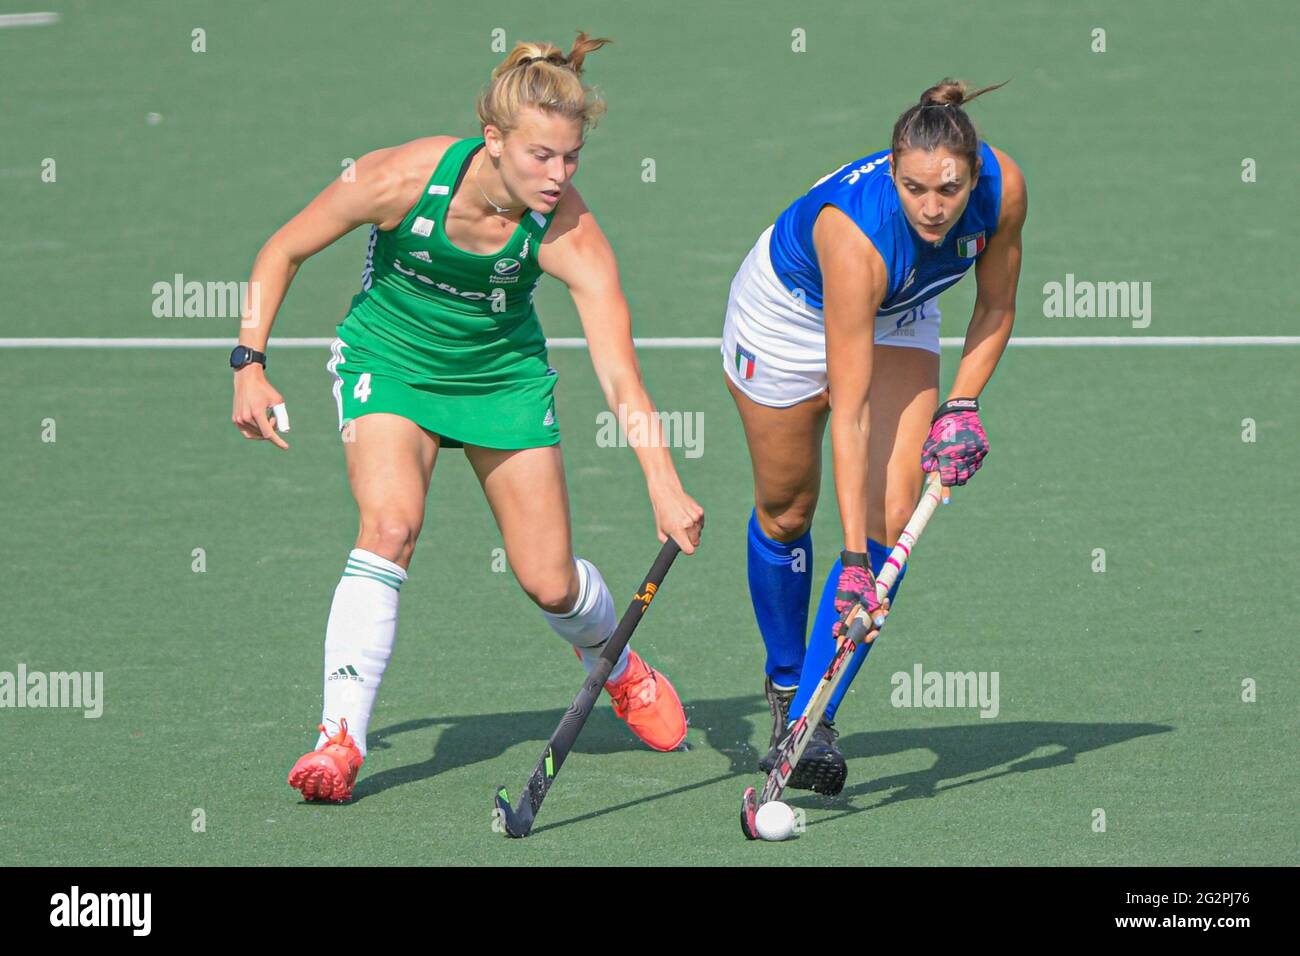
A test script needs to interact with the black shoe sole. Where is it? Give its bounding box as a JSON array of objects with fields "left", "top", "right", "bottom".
[
  {"left": 788, "top": 753, "right": 847, "bottom": 796},
  {"left": 757, "top": 748, "right": 847, "bottom": 796}
]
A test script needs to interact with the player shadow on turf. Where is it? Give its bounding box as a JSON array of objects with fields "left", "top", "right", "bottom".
[
  {"left": 342, "top": 702, "right": 1155, "bottom": 826},
  {"left": 340, "top": 698, "right": 724, "bottom": 801},
  {"left": 788, "top": 720, "right": 1174, "bottom": 824},
  {"left": 345, "top": 693, "right": 769, "bottom": 804},
  {"left": 537, "top": 713, "right": 1172, "bottom": 834}
]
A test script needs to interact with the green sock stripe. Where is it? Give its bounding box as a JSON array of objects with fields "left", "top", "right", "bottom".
[
  {"left": 341, "top": 570, "right": 400, "bottom": 591},
  {"left": 348, "top": 554, "right": 406, "bottom": 581},
  {"left": 343, "top": 562, "right": 403, "bottom": 590},
  {"left": 345, "top": 558, "right": 403, "bottom": 580},
  {"left": 346, "top": 555, "right": 404, "bottom": 580}
]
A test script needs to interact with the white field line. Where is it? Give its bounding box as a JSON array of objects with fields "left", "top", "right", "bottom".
[
  {"left": 0, "top": 336, "right": 1298, "bottom": 349},
  {"left": 0, "top": 12, "right": 60, "bottom": 27}
]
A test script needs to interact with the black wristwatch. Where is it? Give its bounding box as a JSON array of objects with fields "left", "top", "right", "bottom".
[{"left": 230, "top": 346, "right": 267, "bottom": 370}]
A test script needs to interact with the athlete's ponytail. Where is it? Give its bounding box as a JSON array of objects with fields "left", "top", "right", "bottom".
[
  {"left": 476, "top": 31, "right": 611, "bottom": 135},
  {"left": 890, "top": 78, "right": 1008, "bottom": 170}
]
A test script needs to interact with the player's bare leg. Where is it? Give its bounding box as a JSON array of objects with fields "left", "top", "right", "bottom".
[
  {"left": 466, "top": 443, "right": 686, "bottom": 751},
  {"left": 288, "top": 414, "right": 438, "bottom": 801},
  {"left": 866, "top": 347, "right": 940, "bottom": 548}
]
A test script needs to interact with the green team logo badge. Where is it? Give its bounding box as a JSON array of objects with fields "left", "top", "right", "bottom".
[{"left": 493, "top": 258, "right": 521, "bottom": 276}]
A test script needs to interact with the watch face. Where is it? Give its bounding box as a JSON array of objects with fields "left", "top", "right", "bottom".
[{"left": 231, "top": 347, "right": 250, "bottom": 368}]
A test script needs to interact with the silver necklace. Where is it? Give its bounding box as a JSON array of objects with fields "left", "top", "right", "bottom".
[{"left": 474, "top": 161, "right": 522, "bottom": 215}]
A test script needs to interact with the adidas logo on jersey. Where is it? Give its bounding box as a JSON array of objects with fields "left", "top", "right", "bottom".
[
  {"left": 901, "top": 267, "right": 916, "bottom": 292},
  {"left": 359, "top": 225, "right": 378, "bottom": 292},
  {"left": 328, "top": 664, "right": 364, "bottom": 683},
  {"left": 408, "top": 250, "right": 432, "bottom": 263},
  {"left": 542, "top": 406, "right": 555, "bottom": 427}
]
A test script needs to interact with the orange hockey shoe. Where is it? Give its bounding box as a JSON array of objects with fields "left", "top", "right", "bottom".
[
  {"left": 604, "top": 650, "right": 687, "bottom": 752},
  {"left": 287, "top": 719, "right": 364, "bottom": 802}
]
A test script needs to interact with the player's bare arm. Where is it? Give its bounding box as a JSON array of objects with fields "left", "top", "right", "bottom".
[
  {"left": 815, "top": 205, "right": 887, "bottom": 555},
  {"left": 231, "top": 139, "right": 453, "bottom": 448}
]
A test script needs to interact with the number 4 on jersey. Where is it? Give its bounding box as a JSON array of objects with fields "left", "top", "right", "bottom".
[{"left": 353, "top": 373, "right": 372, "bottom": 404}]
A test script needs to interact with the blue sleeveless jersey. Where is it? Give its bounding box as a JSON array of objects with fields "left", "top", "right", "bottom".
[{"left": 767, "top": 142, "right": 1003, "bottom": 314}]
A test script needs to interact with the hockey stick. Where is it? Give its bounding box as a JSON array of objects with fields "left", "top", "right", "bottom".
[
  {"left": 741, "top": 471, "right": 944, "bottom": 839},
  {"left": 494, "top": 538, "right": 682, "bottom": 838}
]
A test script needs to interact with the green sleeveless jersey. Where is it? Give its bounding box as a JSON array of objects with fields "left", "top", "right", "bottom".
[
  {"left": 337, "top": 137, "right": 555, "bottom": 383},
  {"left": 330, "top": 137, "right": 562, "bottom": 449}
]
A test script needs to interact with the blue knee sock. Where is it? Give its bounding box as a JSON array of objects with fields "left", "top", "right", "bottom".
[
  {"left": 789, "top": 538, "right": 907, "bottom": 723},
  {"left": 747, "top": 510, "right": 814, "bottom": 688}
]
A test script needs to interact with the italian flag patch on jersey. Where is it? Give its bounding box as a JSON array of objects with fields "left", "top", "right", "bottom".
[
  {"left": 957, "top": 231, "right": 986, "bottom": 258},
  {"left": 736, "top": 345, "right": 757, "bottom": 380}
]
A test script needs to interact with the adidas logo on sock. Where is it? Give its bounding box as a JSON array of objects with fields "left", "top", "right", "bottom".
[{"left": 328, "top": 664, "right": 364, "bottom": 683}]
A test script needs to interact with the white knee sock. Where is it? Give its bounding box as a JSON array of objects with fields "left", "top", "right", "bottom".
[
  {"left": 542, "top": 558, "right": 629, "bottom": 681},
  {"left": 315, "top": 548, "right": 407, "bottom": 757}
]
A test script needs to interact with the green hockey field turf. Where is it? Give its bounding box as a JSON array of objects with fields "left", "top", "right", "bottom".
[{"left": 2, "top": 0, "right": 1295, "bottom": 865}]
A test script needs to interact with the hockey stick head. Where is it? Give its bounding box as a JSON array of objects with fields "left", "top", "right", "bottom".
[
  {"left": 494, "top": 786, "right": 535, "bottom": 839},
  {"left": 740, "top": 786, "right": 759, "bottom": 840}
]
